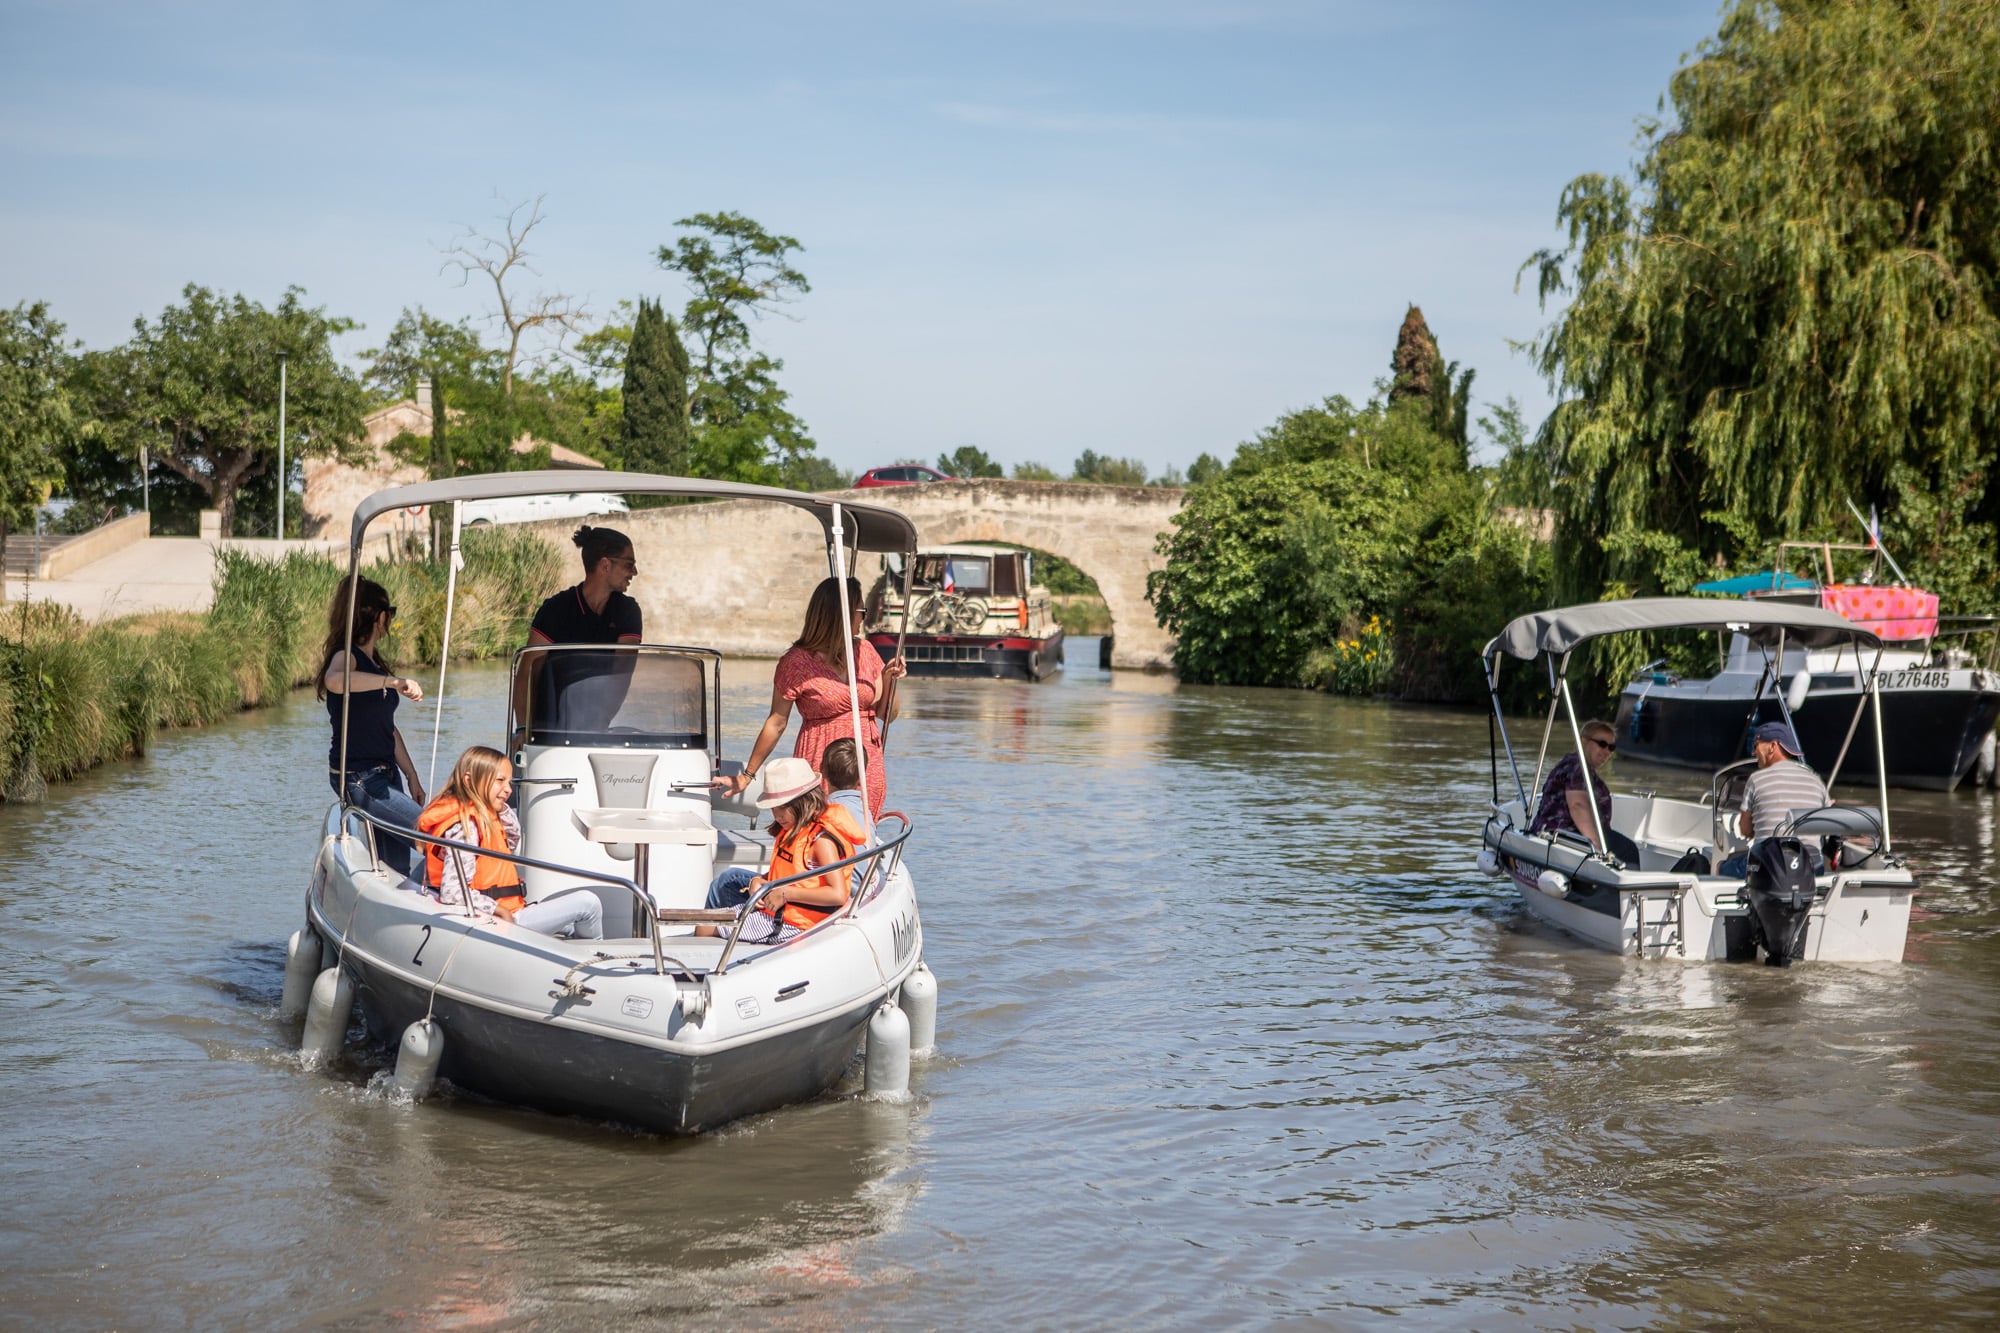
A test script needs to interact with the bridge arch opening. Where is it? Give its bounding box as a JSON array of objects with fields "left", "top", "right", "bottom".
[{"left": 841, "top": 479, "right": 1181, "bottom": 671}]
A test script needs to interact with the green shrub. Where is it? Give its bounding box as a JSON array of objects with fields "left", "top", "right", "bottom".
[{"left": 1306, "top": 614, "right": 1393, "bottom": 696}]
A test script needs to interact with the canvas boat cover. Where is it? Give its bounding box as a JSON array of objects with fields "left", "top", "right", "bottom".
[
  {"left": 1484, "top": 597, "right": 1880, "bottom": 663},
  {"left": 1691, "top": 570, "right": 1818, "bottom": 595},
  {"left": 349, "top": 471, "right": 919, "bottom": 553},
  {"left": 1818, "top": 584, "right": 1939, "bottom": 640}
]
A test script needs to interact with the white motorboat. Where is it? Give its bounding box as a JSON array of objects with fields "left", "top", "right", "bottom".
[
  {"left": 1477, "top": 598, "right": 1917, "bottom": 964},
  {"left": 290, "top": 472, "right": 934, "bottom": 1133}
]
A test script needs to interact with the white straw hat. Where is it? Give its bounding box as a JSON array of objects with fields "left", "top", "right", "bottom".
[{"left": 756, "top": 756, "right": 822, "bottom": 807}]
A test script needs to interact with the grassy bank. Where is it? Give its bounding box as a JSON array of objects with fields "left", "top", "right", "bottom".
[
  {"left": 0, "top": 528, "right": 561, "bottom": 801},
  {"left": 1051, "top": 594, "right": 1113, "bottom": 637}
]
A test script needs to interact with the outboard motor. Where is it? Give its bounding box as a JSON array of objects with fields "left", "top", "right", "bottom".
[{"left": 1744, "top": 836, "right": 1818, "bottom": 966}]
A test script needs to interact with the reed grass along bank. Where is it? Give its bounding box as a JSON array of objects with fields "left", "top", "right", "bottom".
[{"left": 0, "top": 528, "right": 561, "bottom": 801}]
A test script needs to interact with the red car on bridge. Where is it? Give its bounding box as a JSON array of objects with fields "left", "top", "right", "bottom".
[{"left": 854, "top": 464, "right": 954, "bottom": 488}]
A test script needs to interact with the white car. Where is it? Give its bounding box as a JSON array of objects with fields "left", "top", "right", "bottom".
[{"left": 458, "top": 492, "right": 630, "bottom": 527}]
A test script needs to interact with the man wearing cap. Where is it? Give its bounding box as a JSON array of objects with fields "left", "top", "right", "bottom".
[{"left": 1719, "top": 721, "right": 1828, "bottom": 876}]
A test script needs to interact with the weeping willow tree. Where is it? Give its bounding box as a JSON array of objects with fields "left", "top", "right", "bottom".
[{"left": 1524, "top": 0, "right": 2000, "bottom": 610}]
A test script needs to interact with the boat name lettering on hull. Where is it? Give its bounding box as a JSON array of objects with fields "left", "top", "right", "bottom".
[
  {"left": 891, "top": 912, "right": 917, "bottom": 965},
  {"left": 1882, "top": 669, "right": 1951, "bottom": 690}
]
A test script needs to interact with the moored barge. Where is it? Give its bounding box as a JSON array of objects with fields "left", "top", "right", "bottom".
[{"left": 866, "top": 545, "right": 1065, "bottom": 682}]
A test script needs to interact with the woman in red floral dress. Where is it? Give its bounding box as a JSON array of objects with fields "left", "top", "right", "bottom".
[{"left": 729, "top": 577, "right": 906, "bottom": 818}]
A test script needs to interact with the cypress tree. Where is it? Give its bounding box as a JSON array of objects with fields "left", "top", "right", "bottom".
[
  {"left": 429, "top": 373, "right": 451, "bottom": 554},
  {"left": 621, "top": 298, "right": 689, "bottom": 476},
  {"left": 1388, "top": 305, "right": 1437, "bottom": 404},
  {"left": 1389, "top": 305, "right": 1472, "bottom": 460},
  {"left": 663, "top": 311, "right": 690, "bottom": 474}
]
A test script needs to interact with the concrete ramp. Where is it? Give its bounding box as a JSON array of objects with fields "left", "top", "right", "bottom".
[{"left": 4, "top": 531, "right": 342, "bottom": 622}]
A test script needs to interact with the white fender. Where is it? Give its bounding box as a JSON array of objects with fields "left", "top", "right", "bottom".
[
  {"left": 1536, "top": 869, "right": 1571, "bottom": 899},
  {"left": 300, "top": 967, "right": 355, "bottom": 1066},
  {"left": 280, "top": 929, "right": 320, "bottom": 1020},
  {"left": 900, "top": 962, "right": 937, "bottom": 1056},
  {"left": 391, "top": 1020, "right": 445, "bottom": 1100},
  {"left": 1786, "top": 671, "right": 1813, "bottom": 712},
  {"left": 865, "top": 1000, "right": 911, "bottom": 1096}
]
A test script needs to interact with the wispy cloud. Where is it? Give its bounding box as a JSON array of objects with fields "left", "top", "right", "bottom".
[
  {"left": 935, "top": 100, "right": 1297, "bottom": 137},
  {"left": 934, "top": 0, "right": 1424, "bottom": 36}
]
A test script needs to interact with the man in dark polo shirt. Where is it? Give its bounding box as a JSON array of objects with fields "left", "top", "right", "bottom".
[{"left": 512, "top": 525, "right": 643, "bottom": 743}]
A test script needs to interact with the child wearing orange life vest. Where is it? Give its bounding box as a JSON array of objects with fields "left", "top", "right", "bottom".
[
  {"left": 699, "top": 756, "right": 866, "bottom": 943},
  {"left": 418, "top": 746, "right": 603, "bottom": 939}
]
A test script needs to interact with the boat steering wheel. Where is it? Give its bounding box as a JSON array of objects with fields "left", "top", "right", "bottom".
[{"left": 1707, "top": 757, "right": 1758, "bottom": 865}]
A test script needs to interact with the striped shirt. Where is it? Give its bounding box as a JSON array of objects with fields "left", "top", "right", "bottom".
[{"left": 1743, "top": 761, "right": 1829, "bottom": 840}]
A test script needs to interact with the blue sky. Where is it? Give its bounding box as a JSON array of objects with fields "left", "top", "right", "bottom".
[{"left": 0, "top": 0, "right": 1724, "bottom": 478}]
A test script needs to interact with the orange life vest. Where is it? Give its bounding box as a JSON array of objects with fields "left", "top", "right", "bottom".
[
  {"left": 417, "top": 796, "right": 525, "bottom": 911},
  {"left": 760, "top": 803, "right": 866, "bottom": 930}
]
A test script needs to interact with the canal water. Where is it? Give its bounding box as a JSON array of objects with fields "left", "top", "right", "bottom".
[{"left": 3, "top": 640, "right": 1997, "bottom": 1329}]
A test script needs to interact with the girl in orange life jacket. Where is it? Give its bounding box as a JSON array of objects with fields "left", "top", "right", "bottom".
[
  {"left": 699, "top": 757, "right": 867, "bottom": 943},
  {"left": 418, "top": 746, "right": 604, "bottom": 939}
]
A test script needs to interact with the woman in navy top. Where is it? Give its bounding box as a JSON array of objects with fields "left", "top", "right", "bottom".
[{"left": 318, "top": 575, "right": 427, "bottom": 877}]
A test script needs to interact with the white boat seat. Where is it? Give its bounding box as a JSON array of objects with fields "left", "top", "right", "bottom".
[{"left": 715, "top": 828, "right": 773, "bottom": 869}]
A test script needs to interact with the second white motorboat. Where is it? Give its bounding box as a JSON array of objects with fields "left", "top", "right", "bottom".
[{"left": 1477, "top": 598, "right": 1916, "bottom": 965}]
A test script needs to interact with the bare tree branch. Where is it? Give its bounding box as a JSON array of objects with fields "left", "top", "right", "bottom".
[{"left": 438, "top": 193, "right": 589, "bottom": 399}]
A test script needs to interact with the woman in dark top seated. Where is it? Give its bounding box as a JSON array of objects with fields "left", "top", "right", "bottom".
[
  {"left": 1528, "top": 718, "right": 1641, "bottom": 865},
  {"left": 319, "top": 575, "right": 427, "bottom": 877}
]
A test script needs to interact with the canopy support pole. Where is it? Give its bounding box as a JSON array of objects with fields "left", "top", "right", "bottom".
[
  {"left": 1825, "top": 643, "right": 1883, "bottom": 789},
  {"left": 1484, "top": 653, "right": 1528, "bottom": 808},
  {"left": 880, "top": 551, "right": 914, "bottom": 761},
  {"left": 426, "top": 502, "right": 464, "bottom": 795},
  {"left": 1872, "top": 655, "right": 1893, "bottom": 850},
  {"left": 1556, "top": 662, "right": 1606, "bottom": 855},
  {"left": 829, "top": 505, "right": 874, "bottom": 841},
  {"left": 1528, "top": 654, "right": 1561, "bottom": 807}
]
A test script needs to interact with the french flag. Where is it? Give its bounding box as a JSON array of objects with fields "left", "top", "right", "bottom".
[{"left": 943, "top": 565, "right": 955, "bottom": 594}]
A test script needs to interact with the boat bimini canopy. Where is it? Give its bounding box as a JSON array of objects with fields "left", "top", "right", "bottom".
[
  {"left": 349, "top": 470, "right": 918, "bottom": 555},
  {"left": 1483, "top": 597, "right": 1880, "bottom": 665},
  {"left": 335, "top": 471, "right": 920, "bottom": 834}
]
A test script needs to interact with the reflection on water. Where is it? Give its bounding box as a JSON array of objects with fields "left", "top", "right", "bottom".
[{"left": 2, "top": 636, "right": 1997, "bottom": 1328}]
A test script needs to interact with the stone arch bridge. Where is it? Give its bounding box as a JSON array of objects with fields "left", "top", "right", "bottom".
[{"left": 531, "top": 479, "right": 1185, "bottom": 669}]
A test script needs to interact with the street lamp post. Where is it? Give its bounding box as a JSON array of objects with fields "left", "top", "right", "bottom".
[{"left": 276, "top": 351, "right": 289, "bottom": 542}]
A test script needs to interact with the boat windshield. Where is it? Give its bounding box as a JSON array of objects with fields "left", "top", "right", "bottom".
[{"left": 519, "top": 646, "right": 708, "bottom": 749}]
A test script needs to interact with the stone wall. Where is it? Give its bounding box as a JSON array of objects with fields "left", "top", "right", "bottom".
[
  {"left": 523, "top": 500, "right": 842, "bottom": 660},
  {"left": 302, "top": 400, "right": 428, "bottom": 541}
]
